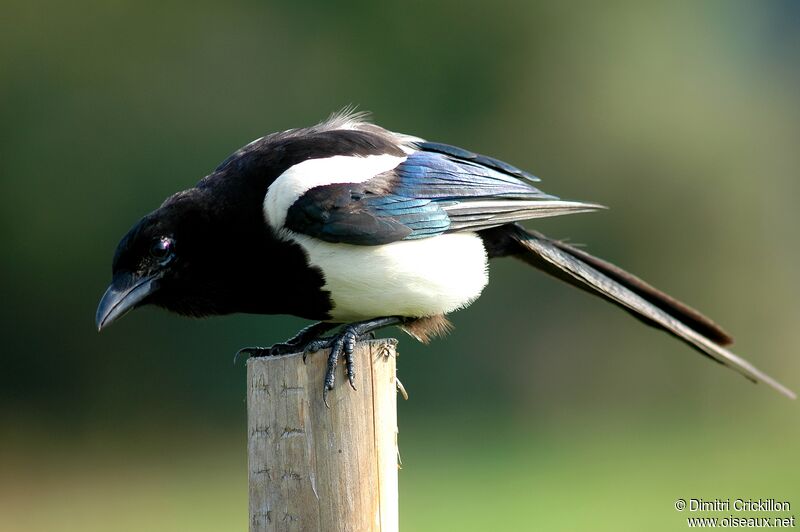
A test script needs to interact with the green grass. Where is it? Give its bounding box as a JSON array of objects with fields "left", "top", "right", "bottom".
[
  {"left": 2, "top": 417, "right": 797, "bottom": 531},
  {"left": 399, "top": 419, "right": 799, "bottom": 531}
]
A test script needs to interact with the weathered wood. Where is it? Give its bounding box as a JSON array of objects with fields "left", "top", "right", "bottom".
[{"left": 247, "top": 339, "right": 399, "bottom": 532}]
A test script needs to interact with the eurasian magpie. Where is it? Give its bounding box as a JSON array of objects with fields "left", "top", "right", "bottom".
[{"left": 96, "top": 109, "right": 795, "bottom": 403}]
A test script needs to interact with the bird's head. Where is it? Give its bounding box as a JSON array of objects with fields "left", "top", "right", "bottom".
[{"left": 95, "top": 189, "right": 223, "bottom": 330}]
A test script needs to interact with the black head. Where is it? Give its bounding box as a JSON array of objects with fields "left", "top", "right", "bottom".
[
  {"left": 95, "top": 189, "right": 233, "bottom": 330},
  {"left": 95, "top": 112, "right": 390, "bottom": 329}
]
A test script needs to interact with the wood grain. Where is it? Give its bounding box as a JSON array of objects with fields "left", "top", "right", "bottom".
[{"left": 247, "top": 339, "right": 399, "bottom": 532}]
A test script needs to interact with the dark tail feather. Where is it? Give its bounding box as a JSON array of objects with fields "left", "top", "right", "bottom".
[
  {"left": 482, "top": 224, "right": 795, "bottom": 399},
  {"left": 517, "top": 230, "right": 734, "bottom": 345}
]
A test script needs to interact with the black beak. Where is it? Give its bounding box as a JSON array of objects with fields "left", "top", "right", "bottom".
[{"left": 96, "top": 272, "right": 161, "bottom": 331}]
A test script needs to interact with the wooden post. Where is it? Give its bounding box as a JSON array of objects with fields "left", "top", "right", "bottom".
[{"left": 247, "top": 339, "right": 399, "bottom": 532}]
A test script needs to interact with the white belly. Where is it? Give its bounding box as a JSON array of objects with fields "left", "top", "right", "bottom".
[{"left": 288, "top": 232, "right": 489, "bottom": 322}]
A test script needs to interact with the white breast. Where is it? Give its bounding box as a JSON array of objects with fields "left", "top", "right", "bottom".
[
  {"left": 263, "top": 153, "right": 407, "bottom": 229},
  {"left": 288, "top": 232, "right": 489, "bottom": 322}
]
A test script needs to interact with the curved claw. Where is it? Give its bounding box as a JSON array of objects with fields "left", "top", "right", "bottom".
[
  {"left": 235, "top": 342, "right": 300, "bottom": 364},
  {"left": 234, "top": 346, "right": 264, "bottom": 365},
  {"left": 322, "top": 385, "right": 331, "bottom": 408}
]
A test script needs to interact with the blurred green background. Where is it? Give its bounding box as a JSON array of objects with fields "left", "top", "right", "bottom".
[{"left": 2, "top": 1, "right": 799, "bottom": 530}]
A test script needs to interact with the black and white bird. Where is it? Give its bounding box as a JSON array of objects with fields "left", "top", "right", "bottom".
[{"left": 96, "top": 110, "right": 795, "bottom": 403}]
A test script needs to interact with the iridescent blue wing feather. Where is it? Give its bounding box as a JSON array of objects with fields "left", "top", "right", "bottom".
[{"left": 283, "top": 143, "right": 601, "bottom": 245}]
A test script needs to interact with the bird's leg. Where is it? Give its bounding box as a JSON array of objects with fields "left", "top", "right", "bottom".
[
  {"left": 235, "top": 321, "right": 336, "bottom": 362},
  {"left": 302, "top": 316, "right": 405, "bottom": 407}
]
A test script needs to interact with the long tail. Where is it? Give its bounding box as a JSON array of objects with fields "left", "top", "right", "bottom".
[{"left": 480, "top": 224, "right": 795, "bottom": 399}]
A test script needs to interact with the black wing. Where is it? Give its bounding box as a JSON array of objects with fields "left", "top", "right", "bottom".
[{"left": 284, "top": 144, "right": 601, "bottom": 245}]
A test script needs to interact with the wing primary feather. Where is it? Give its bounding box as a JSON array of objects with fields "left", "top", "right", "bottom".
[
  {"left": 444, "top": 200, "right": 604, "bottom": 231},
  {"left": 416, "top": 141, "right": 541, "bottom": 183}
]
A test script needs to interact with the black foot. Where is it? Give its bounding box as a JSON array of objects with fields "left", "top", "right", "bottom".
[
  {"left": 303, "top": 330, "right": 368, "bottom": 400},
  {"left": 235, "top": 342, "right": 296, "bottom": 363},
  {"left": 303, "top": 316, "right": 404, "bottom": 407},
  {"left": 234, "top": 321, "right": 335, "bottom": 364}
]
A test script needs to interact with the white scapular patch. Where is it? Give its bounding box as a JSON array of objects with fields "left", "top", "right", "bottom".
[
  {"left": 288, "top": 231, "right": 489, "bottom": 322},
  {"left": 263, "top": 153, "right": 407, "bottom": 229}
]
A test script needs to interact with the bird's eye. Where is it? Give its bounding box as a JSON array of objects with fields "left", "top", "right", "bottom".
[{"left": 150, "top": 237, "right": 175, "bottom": 263}]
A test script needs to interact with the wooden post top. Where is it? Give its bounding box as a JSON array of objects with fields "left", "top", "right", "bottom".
[{"left": 247, "top": 339, "right": 399, "bottom": 532}]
